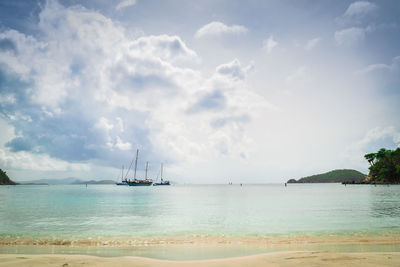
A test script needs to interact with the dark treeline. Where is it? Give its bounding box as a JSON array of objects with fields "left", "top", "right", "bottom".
[
  {"left": 364, "top": 147, "right": 400, "bottom": 184},
  {"left": 0, "top": 168, "right": 17, "bottom": 185}
]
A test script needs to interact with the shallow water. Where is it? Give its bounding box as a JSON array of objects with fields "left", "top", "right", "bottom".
[{"left": 1, "top": 184, "right": 400, "bottom": 239}]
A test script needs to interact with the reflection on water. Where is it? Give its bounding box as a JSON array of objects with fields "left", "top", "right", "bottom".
[{"left": 369, "top": 185, "right": 400, "bottom": 218}]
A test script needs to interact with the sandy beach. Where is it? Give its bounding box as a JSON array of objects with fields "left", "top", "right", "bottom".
[
  {"left": 1, "top": 251, "right": 399, "bottom": 267},
  {"left": 1, "top": 234, "right": 400, "bottom": 266}
]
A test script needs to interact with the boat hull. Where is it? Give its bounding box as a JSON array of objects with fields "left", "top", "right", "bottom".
[
  {"left": 127, "top": 181, "right": 152, "bottom": 186},
  {"left": 153, "top": 182, "right": 170, "bottom": 186}
]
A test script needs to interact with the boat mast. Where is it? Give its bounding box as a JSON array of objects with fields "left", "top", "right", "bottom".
[
  {"left": 145, "top": 161, "right": 148, "bottom": 180},
  {"left": 134, "top": 149, "right": 139, "bottom": 180},
  {"left": 161, "top": 163, "right": 163, "bottom": 182},
  {"left": 122, "top": 165, "right": 124, "bottom": 181}
]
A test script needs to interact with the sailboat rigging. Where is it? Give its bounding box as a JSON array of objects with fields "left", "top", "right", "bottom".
[
  {"left": 116, "top": 165, "right": 128, "bottom": 186},
  {"left": 153, "top": 163, "right": 170, "bottom": 186},
  {"left": 126, "top": 149, "right": 153, "bottom": 186}
]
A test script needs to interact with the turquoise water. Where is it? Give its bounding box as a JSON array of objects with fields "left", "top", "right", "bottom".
[{"left": 1, "top": 184, "right": 400, "bottom": 239}]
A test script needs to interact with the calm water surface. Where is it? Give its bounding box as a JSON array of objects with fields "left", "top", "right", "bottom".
[{"left": 1, "top": 184, "right": 400, "bottom": 238}]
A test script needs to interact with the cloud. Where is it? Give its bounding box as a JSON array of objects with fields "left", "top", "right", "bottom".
[
  {"left": 210, "top": 115, "right": 250, "bottom": 129},
  {"left": 181, "top": 58, "right": 273, "bottom": 158},
  {"left": 115, "top": 136, "right": 132, "bottom": 151},
  {"left": 345, "top": 126, "right": 400, "bottom": 169},
  {"left": 194, "top": 21, "right": 248, "bottom": 38},
  {"left": 336, "top": 1, "right": 378, "bottom": 26},
  {"left": 0, "top": 1, "right": 269, "bottom": 174},
  {"left": 286, "top": 66, "right": 312, "bottom": 84},
  {"left": 343, "top": 1, "right": 377, "bottom": 19},
  {"left": 187, "top": 59, "right": 256, "bottom": 114},
  {"left": 187, "top": 90, "right": 227, "bottom": 113},
  {"left": 305, "top": 37, "right": 321, "bottom": 51},
  {"left": 0, "top": 38, "right": 17, "bottom": 53},
  {"left": 216, "top": 59, "right": 253, "bottom": 80},
  {"left": 358, "top": 127, "right": 400, "bottom": 147},
  {"left": 334, "top": 27, "right": 366, "bottom": 46},
  {"left": 130, "top": 34, "right": 198, "bottom": 63},
  {"left": 0, "top": 147, "right": 90, "bottom": 172},
  {"left": 263, "top": 35, "right": 278, "bottom": 53},
  {"left": 116, "top": 0, "right": 136, "bottom": 11},
  {"left": 356, "top": 56, "right": 400, "bottom": 74},
  {"left": 0, "top": 94, "right": 16, "bottom": 105}
]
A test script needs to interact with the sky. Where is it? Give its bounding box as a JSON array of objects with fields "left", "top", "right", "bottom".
[{"left": 0, "top": 0, "right": 399, "bottom": 183}]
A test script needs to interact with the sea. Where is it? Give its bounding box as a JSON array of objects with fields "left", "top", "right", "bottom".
[{"left": 1, "top": 183, "right": 400, "bottom": 259}]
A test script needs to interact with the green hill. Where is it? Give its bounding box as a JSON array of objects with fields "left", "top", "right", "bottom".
[
  {"left": 0, "top": 168, "right": 18, "bottom": 185},
  {"left": 288, "top": 169, "right": 366, "bottom": 183}
]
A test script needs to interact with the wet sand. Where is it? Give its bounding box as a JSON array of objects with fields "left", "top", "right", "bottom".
[
  {"left": 1, "top": 234, "right": 400, "bottom": 266},
  {"left": 0, "top": 251, "right": 399, "bottom": 267},
  {"left": 1, "top": 233, "right": 400, "bottom": 246}
]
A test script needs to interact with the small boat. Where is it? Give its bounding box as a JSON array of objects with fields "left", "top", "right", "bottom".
[
  {"left": 126, "top": 149, "right": 152, "bottom": 186},
  {"left": 116, "top": 165, "right": 128, "bottom": 186},
  {"left": 153, "top": 163, "right": 170, "bottom": 186}
]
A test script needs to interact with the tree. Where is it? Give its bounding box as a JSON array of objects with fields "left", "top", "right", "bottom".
[
  {"left": 364, "top": 153, "right": 376, "bottom": 166},
  {"left": 365, "top": 147, "right": 400, "bottom": 183},
  {"left": 0, "top": 168, "right": 17, "bottom": 185}
]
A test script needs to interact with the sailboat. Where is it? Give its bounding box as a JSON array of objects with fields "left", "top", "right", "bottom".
[
  {"left": 126, "top": 149, "right": 153, "bottom": 186},
  {"left": 153, "top": 163, "right": 170, "bottom": 186},
  {"left": 116, "top": 165, "right": 128, "bottom": 186}
]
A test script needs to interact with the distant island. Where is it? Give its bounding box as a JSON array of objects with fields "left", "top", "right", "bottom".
[
  {"left": 18, "top": 177, "right": 117, "bottom": 185},
  {"left": 364, "top": 147, "right": 400, "bottom": 184},
  {"left": 7, "top": 176, "right": 116, "bottom": 185},
  {"left": 287, "top": 147, "right": 400, "bottom": 184},
  {"left": 0, "top": 168, "right": 18, "bottom": 185},
  {"left": 72, "top": 180, "right": 116, "bottom": 185},
  {"left": 287, "top": 169, "right": 366, "bottom": 183}
]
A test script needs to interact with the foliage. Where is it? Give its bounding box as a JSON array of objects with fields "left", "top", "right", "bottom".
[
  {"left": 365, "top": 147, "right": 400, "bottom": 183},
  {"left": 0, "top": 168, "right": 17, "bottom": 185},
  {"left": 288, "top": 169, "right": 366, "bottom": 183}
]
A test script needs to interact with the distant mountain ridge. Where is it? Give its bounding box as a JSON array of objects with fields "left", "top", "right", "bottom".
[
  {"left": 72, "top": 180, "right": 116, "bottom": 185},
  {"left": 18, "top": 177, "right": 116, "bottom": 185},
  {"left": 287, "top": 169, "right": 366, "bottom": 183}
]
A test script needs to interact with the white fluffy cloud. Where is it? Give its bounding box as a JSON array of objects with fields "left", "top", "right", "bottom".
[
  {"left": 336, "top": 1, "right": 378, "bottom": 26},
  {"left": 216, "top": 59, "right": 254, "bottom": 80},
  {"left": 194, "top": 21, "right": 248, "bottom": 38},
  {"left": 356, "top": 56, "right": 400, "bottom": 74},
  {"left": 116, "top": 0, "right": 136, "bottom": 11},
  {"left": 305, "top": 37, "right": 321, "bottom": 51},
  {"left": 357, "top": 127, "right": 400, "bottom": 148},
  {"left": 0, "top": 148, "right": 90, "bottom": 171},
  {"left": 263, "top": 35, "right": 278, "bottom": 53},
  {"left": 130, "top": 34, "right": 198, "bottom": 63},
  {"left": 334, "top": 1, "right": 379, "bottom": 47},
  {"left": 344, "top": 1, "right": 377, "bottom": 19},
  {"left": 334, "top": 27, "right": 366, "bottom": 46},
  {"left": 0, "top": 1, "right": 266, "bottom": 177},
  {"left": 345, "top": 126, "right": 400, "bottom": 168}
]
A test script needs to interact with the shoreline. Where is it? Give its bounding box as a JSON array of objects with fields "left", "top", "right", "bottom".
[{"left": 2, "top": 233, "right": 400, "bottom": 247}]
